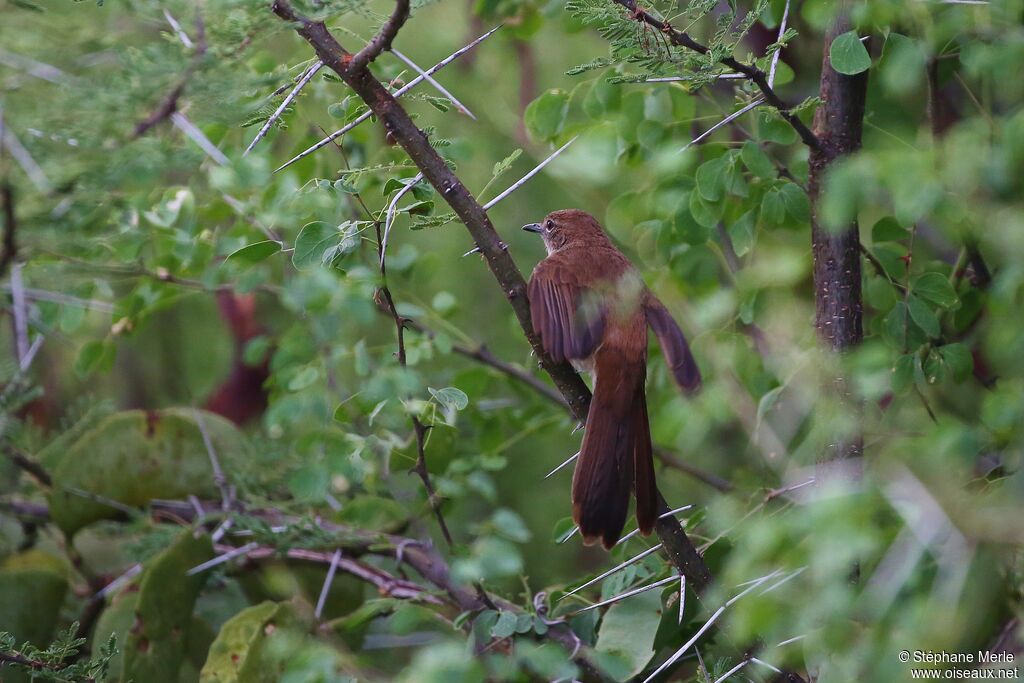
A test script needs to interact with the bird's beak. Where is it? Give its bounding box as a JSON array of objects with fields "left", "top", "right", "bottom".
[{"left": 522, "top": 223, "right": 542, "bottom": 234}]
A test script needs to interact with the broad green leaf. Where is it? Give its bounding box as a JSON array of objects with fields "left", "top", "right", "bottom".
[
  {"left": 292, "top": 221, "right": 340, "bottom": 270},
  {"left": 48, "top": 409, "right": 249, "bottom": 535},
  {"left": 913, "top": 272, "right": 958, "bottom": 308},
  {"left": 491, "top": 611, "right": 518, "bottom": 638},
  {"left": 741, "top": 140, "right": 775, "bottom": 179},
  {"left": 524, "top": 89, "right": 569, "bottom": 141},
  {"left": 0, "top": 550, "right": 69, "bottom": 665},
  {"left": 779, "top": 182, "right": 810, "bottom": 223},
  {"left": 75, "top": 339, "right": 115, "bottom": 378},
  {"left": 830, "top": 31, "right": 871, "bottom": 75},
  {"left": 122, "top": 531, "right": 214, "bottom": 683},
  {"left": 729, "top": 209, "right": 756, "bottom": 257},
  {"left": 892, "top": 354, "right": 916, "bottom": 394},
  {"left": 760, "top": 189, "right": 786, "bottom": 226},
  {"left": 939, "top": 343, "right": 974, "bottom": 382},
  {"left": 226, "top": 240, "right": 282, "bottom": 265},
  {"left": 872, "top": 216, "right": 908, "bottom": 243},
  {"left": 689, "top": 190, "right": 723, "bottom": 229},
  {"left": 906, "top": 294, "right": 940, "bottom": 338},
  {"left": 200, "top": 602, "right": 299, "bottom": 683},
  {"left": 337, "top": 494, "right": 408, "bottom": 532},
  {"left": 429, "top": 386, "right": 469, "bottom": 411},
  {"left": 595, "top": 589, "right": 661, "bottom": 681},
  {"left": 880, "top": 33, "right": 927, "bottom": 95},
  {"left": 696, "top": 157, "right": 727, "bottom": 202}
]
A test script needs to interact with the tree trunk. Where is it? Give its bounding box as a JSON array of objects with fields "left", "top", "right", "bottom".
[{"left": 807, "top": 13, "right": 869, "bottom": 463}]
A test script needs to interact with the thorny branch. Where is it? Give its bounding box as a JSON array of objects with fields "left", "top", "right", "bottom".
[
  {"left": 349, "top": 0, "right": 411, "bottom": 72},
  {"left": 610, "top": 0, "right": 820, "bottom": 149},
  {"left": 269, "top": 0, "right": 714, "bottom": 596}
]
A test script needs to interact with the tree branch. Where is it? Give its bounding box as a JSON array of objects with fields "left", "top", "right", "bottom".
[
  {"left": 349, "top": 0, "right": 410, "bottom": 72},
  {"left": 270, "top": 0, "right": 713, "bottom": 598},
  {"left": 807, "top": 12, "right": 868, "bottom": 462},
  {"left": 610, "top": 0, "right": 819, "bottom": 149}
]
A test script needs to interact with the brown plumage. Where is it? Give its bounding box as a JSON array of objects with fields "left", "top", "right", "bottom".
[{"left": 524, "top": 209, "right": 700, "bottom": 549}]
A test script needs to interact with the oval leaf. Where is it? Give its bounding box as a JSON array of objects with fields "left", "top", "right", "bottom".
[{"left": 830, "top": 31, "right": 872, "bottom": 75}]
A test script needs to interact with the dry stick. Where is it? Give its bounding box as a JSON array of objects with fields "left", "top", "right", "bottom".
[
  {"left": 767, "top": 0, "right": 792, "bottom": 88},
  {"left": 545, "top": 450, "right": 579, "bottom": 479},
  {"left": 392, "top": 50, "right": 475, "bottom": 119},
  {"left": 192, "top": 408, "right": 233, "bottom": 510},
  {"left": 271, "top": 0, "right": 712, "bottom": 599},
  {"left": 274, "top": 25, "right": 502, "bottom": 173},
  {"left": 244, "top": 60, "right": 323, "bottom": 156},
  {"left": 681, "top": 98, "right": 764, "bottom": 153},
  {"left": 610, "top": 0, "right": 819, "bottom": 149},
  {"left": 374, "top": 195, "right": 454, "bottom": 549}
]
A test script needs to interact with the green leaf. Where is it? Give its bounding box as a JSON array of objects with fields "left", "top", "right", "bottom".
[
  {"left": 122, "top": 531, "right": 214, "bottom": 683},
  {"left": 912, "top": 272, "right": 958, "bottom": 308},
  {"left": 595, "top": 588, "right": 661, "bottom": 681},
  {"left": 939, "top": 343, "right": 974, "bottom": 382},
  {"left": 689, "top": 190, "right": 723, "bottom": 229},
  {"left": 907, "top": 294, "right": 940, "bottom": 338},
  {"left": 75, "top": 339, "right": 115, "bottom": 378},
  {"left": 491, "top": 611, "right": 518, "bottom": 638},
  {"left": 337, "top": 495, "right": 408, "bottom": 532},
  {"left": 892, "top": 354, "right": 916, "bottom": 394},
  {"left": 47, "top": 409, "right": 249, "bottom": 535},
  {"left": 292, "top": 221, "right": 340, "bottom": 270},
  {"left": 524, "top": 89, "right": 569, "bottom": 141},
  {"left": 429, "top": 386, "right": 469, "bottom": 411},
  {"left": 491, "top": 149, "right": 522, "bottom": 178},
  {"left": 830, "top": 31, "right": 872, "bottom": 75},
  {"left": 226, "top": 240, "right": 282, "bottom": 265},
  {"left": 200, "top": 602, "right": 299, "bottom": 683},
  {"left": 0, "top": 550, "right": 69, "bottom": 659},
  {"left": 872, "top": 216, "right": 908, "bottom": 243},
  {"left": 779, "top": 182, "right": 810, "bottom": 223},
  {"left": 696, "top": 157, "right": 727, "bottom": 202},
  {"left": 760, "top": 189, "right": 786, "bottom": 226},
  {"left": 741, "top": 140, "right": 775, "bottom": 179}
]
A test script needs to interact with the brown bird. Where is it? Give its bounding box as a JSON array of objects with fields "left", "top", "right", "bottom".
[{"left": 523, "top": 209, "right": 701, "bottom": 548}]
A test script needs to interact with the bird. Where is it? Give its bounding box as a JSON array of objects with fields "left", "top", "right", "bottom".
[{"left": 523, "top": 209, "right": 701, "bottom": 549}]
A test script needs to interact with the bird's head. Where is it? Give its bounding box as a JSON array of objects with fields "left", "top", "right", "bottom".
[{"left": 523, "top": 209, "right": 609, "bottom": 254}]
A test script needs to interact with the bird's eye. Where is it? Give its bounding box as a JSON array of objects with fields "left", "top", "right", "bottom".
[{"left": 545, "top": 219, "right": 554, "bottom": 231}]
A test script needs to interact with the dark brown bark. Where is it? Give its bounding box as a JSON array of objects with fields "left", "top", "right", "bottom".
[
  {"left": 807, "top": 15, "right": 868, "bottom": 460},
  {"left": 270, "top": 0, "right": 713, "bottom": 595}
]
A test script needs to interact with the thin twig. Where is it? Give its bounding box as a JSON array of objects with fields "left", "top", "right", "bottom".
[
  {"left": 682, "top": 98, "right": 764, "bottom": 153},
  {"left": 192, "top": 408, "right": 233, "bottom": 510},
  {"left": 163, "top": 9, "right": 195, "bottom": 48},
  {"left": 767, "top": 0, "right": 791, "bottom": 88},
  {"left": 244, "top": 60, "right": 323, "bottom": 156},
  {"left": 545, "top": 451, "right": 579, "bottom": 479}
]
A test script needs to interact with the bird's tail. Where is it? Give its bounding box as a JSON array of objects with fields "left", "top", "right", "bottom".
[{"left": 572, "top": 353, "right": 657, "bottom": 549}]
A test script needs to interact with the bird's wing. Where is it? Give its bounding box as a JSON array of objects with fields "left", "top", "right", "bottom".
[{"left": 527, "top": 257, "right": 606, "bottom": 363}]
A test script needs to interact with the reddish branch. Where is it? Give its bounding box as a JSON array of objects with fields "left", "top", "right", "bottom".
[
  {"left": 269, "top": 0, "right": 714, "bottom": 594},
  {"left": 610, "top": 0, "right": 820, "bottom": 149}
]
